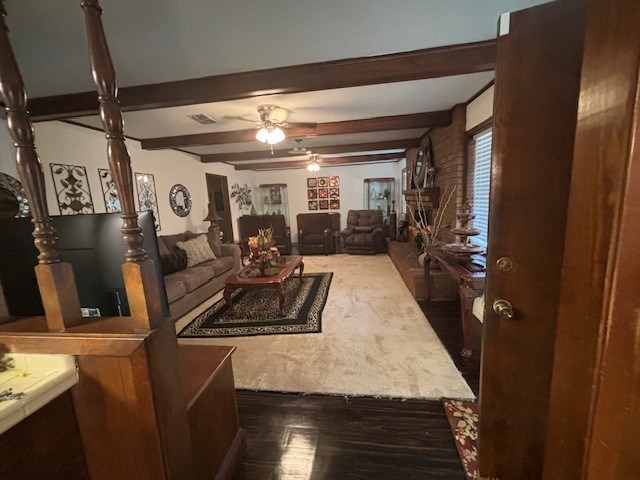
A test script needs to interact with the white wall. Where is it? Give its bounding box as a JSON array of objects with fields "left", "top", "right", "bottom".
[
  {"left": 248, "top": 161, "right": 403, "bottom": 242},
  {"left": 466, "top": 85, "right": 494, "bottom": 131},
  {"left": 0, "top": 120, "right": 252, "bottom": 239},
  {"left": 0, "top": 120, "right": 406, "bottom": 242}
]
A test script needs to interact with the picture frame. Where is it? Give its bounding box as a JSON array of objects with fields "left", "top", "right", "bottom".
[
  {"left": 308, "top": 200, "right": 318, "bottom": 210},
  {"left": 307, "top": 178, "right": 318, "bottom": 188},
  {"left": 319, "top": 199, "right": 329, "bottom": 210},
  {"left": 307, "top": 189, "right": 318, "bottom": 199}
]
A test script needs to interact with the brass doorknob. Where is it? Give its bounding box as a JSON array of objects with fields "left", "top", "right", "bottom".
[{"left": 493, "top": 299, "right": 514, "bottom": 319}]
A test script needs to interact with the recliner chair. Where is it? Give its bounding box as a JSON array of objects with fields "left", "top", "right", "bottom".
[
  {"left": 296, "top": 212, "right": 340, "bottom": 255},
  {"left": 340, "top": 210, "right": 387, "bottom": 254}
]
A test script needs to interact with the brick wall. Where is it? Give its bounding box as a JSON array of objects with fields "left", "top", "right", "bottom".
[{"left": 404, "top": 104, "right": 466, "bottom": 243}]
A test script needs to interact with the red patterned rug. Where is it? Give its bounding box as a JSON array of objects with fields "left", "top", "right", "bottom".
[{"left": 443, "top": 399, "right": 480, "bottom": 480}]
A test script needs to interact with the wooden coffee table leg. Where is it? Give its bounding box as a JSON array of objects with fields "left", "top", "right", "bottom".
[
  {"left": 224, "top": 285, "right": 237, "bottom": 313},
  {"left": 298, "top": 261, "right": 305, "bottom": 281}
]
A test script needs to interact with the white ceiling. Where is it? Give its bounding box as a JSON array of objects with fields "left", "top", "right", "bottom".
[
  {"left": 7, "top": 0, "right": 546, "bottom": 98},
  {"left": 192, "top": 129, "right": 428, "bottom": 158},
  {"left": 6, "top": 0, "right": 547, "bottom": 169},
  {"left": 73, "top": 72, "right": 493, "bottom": 142}
]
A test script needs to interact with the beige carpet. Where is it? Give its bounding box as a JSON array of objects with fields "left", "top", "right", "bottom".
[{"left": 176, "top": 254, "right": 474, "bottom": 400}]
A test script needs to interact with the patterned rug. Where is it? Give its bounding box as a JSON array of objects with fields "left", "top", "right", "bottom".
[
  {"left": 178, "top": 272, "right": 332, "bottom": 338},
  {"left": 443, "top": 399, "right": 480, "bottom": 480}
]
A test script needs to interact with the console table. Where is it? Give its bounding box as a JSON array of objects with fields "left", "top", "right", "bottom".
[{"left": 424, "top": 247, "right": 486, "bottom": 358}]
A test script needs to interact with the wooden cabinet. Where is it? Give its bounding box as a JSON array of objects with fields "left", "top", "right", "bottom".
[{"left": 179, "top": 345, "right": 246, "bottom": 480}]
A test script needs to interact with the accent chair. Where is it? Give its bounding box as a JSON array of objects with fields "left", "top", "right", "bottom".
[
  {"left": 340, "top": 209, "right": 387, "bottom": 254},
  {"left": 296, "top": 212, "right": 341, "bottom": 255}
]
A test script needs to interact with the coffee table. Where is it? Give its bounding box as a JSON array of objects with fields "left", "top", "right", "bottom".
[{"left": 223, "top": 255, "right": 304, "bottom": 315}]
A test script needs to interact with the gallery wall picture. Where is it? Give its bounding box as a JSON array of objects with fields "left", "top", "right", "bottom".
[
  {"left": 98, "top": 168, "right": 121, "bottom": 213},
  {"left": 307, "top": 175, "right": 340, "bottom": 211},
  {"left": 135, "top": 172, "right": 161, "bottom": 230},
  {"left": 50, "top": 163, "right": 94, "bottom": 215}
]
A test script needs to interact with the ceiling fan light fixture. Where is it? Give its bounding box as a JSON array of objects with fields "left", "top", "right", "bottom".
[
  {"left": 256, "top": 127, "right": 269, "bottom": 143},
  {"left": 268, "top": 127, "right": 285, "bottom": 145},
  {"left": 307, "top": 154, "right": 321, "bottom": 172}
]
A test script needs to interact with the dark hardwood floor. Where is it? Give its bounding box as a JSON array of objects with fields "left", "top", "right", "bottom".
[{"left": 233, "top": 300, "right": 481, "bottom": 480}]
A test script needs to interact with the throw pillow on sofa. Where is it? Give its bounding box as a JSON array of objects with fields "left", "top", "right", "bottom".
[
  {"left": 176, "top": 234, "right": 217, "bottom": 267},
  {"left": 160, "top": 247, "right": 188, "bottom": 275}
]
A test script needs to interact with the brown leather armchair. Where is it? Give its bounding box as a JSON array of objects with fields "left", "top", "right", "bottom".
[
  {"left": 237, "top": 214, "right": 292, "bottom": 255},
  {"left": 296, "top": 212, "right": 340, "bottom": 255},
  {"left": 340, "top": 210, "right": 387, "bottom": 254}
]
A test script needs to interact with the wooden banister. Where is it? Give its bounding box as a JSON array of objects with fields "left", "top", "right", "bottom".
[
  {"left": 81, "top": 0, "right": 165, "bottom": 329},
  {"left": 80, "top": 0, "right": 145, "bottom": 263},
  {"left": 0, "top": 1, "right": 82, "bottom": 330}
]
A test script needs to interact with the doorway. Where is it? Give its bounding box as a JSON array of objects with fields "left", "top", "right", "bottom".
[{"left": 205, "top": 174, "right": 233, "bottom": 243}]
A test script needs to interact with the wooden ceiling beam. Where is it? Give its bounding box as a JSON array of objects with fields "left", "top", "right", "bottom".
[
  {"left": 200, "top": 138, "right": 421, "bottom": 162},
  {"left": 142, "top": 111, "right": 448, "bottom": 150},
  {"left": 27, "top": 40, "right": 496, "bottom": 121},
  {"left": 234, "top": 153, "right": 403, "bottom": 171}
]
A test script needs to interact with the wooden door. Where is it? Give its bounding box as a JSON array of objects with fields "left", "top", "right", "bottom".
[
  {"left": 205, "top": 173, "right": 233, "bottom": 242},
  {"left": 543, "top": 0, "right": 640, "bottom": 478},
  {"left": 477, "top": 2, "right": 587, "bottom": 478}
]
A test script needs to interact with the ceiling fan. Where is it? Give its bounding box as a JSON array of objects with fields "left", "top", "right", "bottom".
[
  {"left": 288, "top": 139, "right": 312, "bottom": 155},
  {"left": 224, "top": 104, "right": 317, "bottom": 146}
]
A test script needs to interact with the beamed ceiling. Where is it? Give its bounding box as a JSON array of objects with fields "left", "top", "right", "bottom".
[{"left": 6, "top": 0, "right": 547, "bottom": 170}]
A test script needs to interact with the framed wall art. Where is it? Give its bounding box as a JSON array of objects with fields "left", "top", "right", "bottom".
[
  {"left": 169, "top": 184, "right": 192, "bottom": 217},
  {"left": 307, "top": 175, "right": 340, "bottom": 211},
  {"left": 135, "top": 172, "right": 161, "bottom": 230},
  {"left": 98, "top": 168, "right": 120, "bottom": 213},
  {"left": 50, "top": 163, "right": 94, "bottom": 215},
  {"left": 0, "top": 172, "right": 30, "bottom": 218}
]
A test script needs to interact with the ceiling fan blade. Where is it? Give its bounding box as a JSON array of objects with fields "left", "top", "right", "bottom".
[
  {"left": 286, "top": 122, "right": 318, "bottom": 129},
  {"left": 222, "top": 115, "right": 258, "bottom": 123}
]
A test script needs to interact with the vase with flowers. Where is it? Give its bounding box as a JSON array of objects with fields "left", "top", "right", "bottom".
[{"left": 247, "top": 226, "right": 280, "bottom": 275}]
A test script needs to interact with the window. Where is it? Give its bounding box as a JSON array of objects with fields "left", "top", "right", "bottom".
[{"left": 468, "top": 129, "right": 492, "bottom": 247}]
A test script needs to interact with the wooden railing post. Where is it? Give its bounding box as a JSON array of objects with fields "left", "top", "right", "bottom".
[
  {"left": 0, "top": 2, "right": 81, "bottom": 330},
  {"left": 81, "top": 0, "right": 164, "bottom": 329}
]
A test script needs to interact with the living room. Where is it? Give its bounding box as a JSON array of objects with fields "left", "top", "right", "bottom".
[{"left": 0, "top": 1, "right": 638, "bottom": 480}]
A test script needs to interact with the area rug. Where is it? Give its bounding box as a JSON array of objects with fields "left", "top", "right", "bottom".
[
  {"left": 178, "top": 272, "right": 332, "bottom": 338},
  {"left": 443, "top": 398, "right": 480, "bottom": 480},
  {"left": 176, "top": 255, "right": 474, "bottom": 400}
]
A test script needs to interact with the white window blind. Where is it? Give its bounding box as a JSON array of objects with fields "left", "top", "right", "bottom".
[{"left": 470, "top": 129, "right": 492, "bottom": 247}]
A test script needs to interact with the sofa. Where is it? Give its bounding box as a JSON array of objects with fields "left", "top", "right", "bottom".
[
  {"left": 296, "top": 212, "right": 341, "bottom": 255},
  {"left": 340, "top": 210, "right": 388, "bottom": 254},
  {"left": 157, "top": 227, "right": 241, "bottom": 320},
  {"left": 238, "top": 214, "right": 292, "bottom": 255}
]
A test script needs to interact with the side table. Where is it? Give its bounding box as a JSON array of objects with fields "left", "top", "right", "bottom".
[{"left": 424, "top": 247, "right": 486, "bottom": 358}]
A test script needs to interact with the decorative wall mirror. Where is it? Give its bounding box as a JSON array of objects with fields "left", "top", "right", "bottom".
[
  {"left": 169, "top": 183, "right": 192, "bottom": 217},
  {"left": 0, "top": 172, "right": 30, "bottom": 219}
]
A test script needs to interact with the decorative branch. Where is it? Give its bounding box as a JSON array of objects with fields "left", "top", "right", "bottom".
[{"left": 404, "top": 184, "right": 457, "bottom": 246}]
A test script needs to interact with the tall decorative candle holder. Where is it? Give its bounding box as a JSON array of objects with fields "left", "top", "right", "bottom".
[{"left": 443, "top": 199, "right": 484, "bottom": 256}]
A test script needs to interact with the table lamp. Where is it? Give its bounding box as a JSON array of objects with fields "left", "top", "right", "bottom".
[{"left": 203, "top": 203, "right": 223, "bottom": 232}]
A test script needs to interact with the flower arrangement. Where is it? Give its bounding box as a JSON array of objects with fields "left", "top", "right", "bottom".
[
  {"left": 247, "top": 226, "right": 280, "bottom": 273},
  {"left": 406, "top": 184, "right": 457, "bottom": 247},
  {"left": 230, "top": 183, "right": 253, "bottom": 212}
]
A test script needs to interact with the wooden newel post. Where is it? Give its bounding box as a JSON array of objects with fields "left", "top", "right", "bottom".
[
  {"left": 81, "top": 0, "right": 164, "bottom": 328},
  {"left": 0, "top": 2, "right": 81, "bottom": 330}
]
